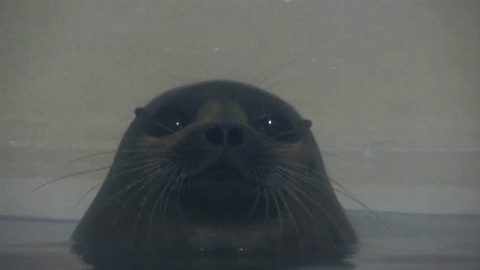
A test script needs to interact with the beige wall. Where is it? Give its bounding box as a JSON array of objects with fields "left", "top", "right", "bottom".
[{"left": 1, "top": 0, "right": 479, "bottom": 219}]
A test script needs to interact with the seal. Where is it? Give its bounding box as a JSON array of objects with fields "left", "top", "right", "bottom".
[{"left": 71, "top": 80, "right": 357, "bottom": 268}]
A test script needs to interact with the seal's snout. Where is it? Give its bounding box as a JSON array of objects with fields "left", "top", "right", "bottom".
[{"left": 204, "top": 123, "right": 245, "bottom": 148}]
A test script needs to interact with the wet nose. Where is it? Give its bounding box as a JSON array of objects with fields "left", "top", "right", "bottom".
[{"left": 204, "top": 124, "right": 244, "bottom": 147}]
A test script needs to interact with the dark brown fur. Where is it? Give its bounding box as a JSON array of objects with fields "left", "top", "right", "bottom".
[{"left": 72, "top": 80, "right": 356, "bottom": 268}]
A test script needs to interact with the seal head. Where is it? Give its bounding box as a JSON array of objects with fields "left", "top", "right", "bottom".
[{"left": 72, "top": 80, "right": 357, "bottom": 267}]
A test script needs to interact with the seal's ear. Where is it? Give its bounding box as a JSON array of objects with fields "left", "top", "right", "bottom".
[
  {"left": 303, "top": 119, "right": 312, "bottom": 128},
  {"left": 134, "top": 107, "right": 144, "bottom": 117}
]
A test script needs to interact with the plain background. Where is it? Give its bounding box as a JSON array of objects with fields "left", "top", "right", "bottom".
[{"left": 1, "top": 0, "right": 479, "bottom": 220}]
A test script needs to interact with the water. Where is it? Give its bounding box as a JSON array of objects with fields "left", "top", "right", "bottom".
[{"left": 1, "top": 211, "right": 479, "bottom": 270}]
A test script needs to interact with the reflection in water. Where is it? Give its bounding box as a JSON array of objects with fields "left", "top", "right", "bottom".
[
  {"left": 73, "top": 249, "right": 354, "bottom": 270},
  {"left": 72, "top": 247, "right": 352, "bottom": 270},
  {"left": 1, "top": 211, "right": 479, "bottom": 270}
]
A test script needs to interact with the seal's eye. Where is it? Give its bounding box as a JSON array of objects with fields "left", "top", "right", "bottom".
[
  {"left": 146, "top": 109, "right": 192, "bottom": 137},
  {"left": 257, "top": 115, "right": 298, "bottom": 143}
]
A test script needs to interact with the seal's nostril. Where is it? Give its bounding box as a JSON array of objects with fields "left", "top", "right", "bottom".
[
  {"left": 204, "top": 126, "right": 225, "bottom": 145},
  {"left": 227, "top": 127, "right": 243, "bottom": 146},
  {"left": 204, "top": 125, "right": 245, "bottom": 147}
]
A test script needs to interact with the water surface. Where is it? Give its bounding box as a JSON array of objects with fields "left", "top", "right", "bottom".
[{"left": 1, "top": 211, "right": 479, "bottom": 270}]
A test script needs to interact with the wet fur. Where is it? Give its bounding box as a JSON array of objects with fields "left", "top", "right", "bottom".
[{"left": 72, "top": 80, "right": 357, "bottom": 267}]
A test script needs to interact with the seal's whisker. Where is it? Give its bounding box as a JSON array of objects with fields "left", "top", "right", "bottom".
[
  {"left": 271, "top": 164, "right": 336, "bottom": 216},
  {"left": 266, "top": 165, "right": 302, "bottom": 249},
  {"left": 110, "top": 177, "right": 153, "bottom": 231},
  {"left": 34, "top": 150, "right": 156, "bottom": 192},
  {"left": 109, "top": 164, "right": 160, "bottom": 229},
  {"left": 268, "top": 180, "right": 289, "bottom": 247},
  {"left": 74, "top": 182, "right": 102, "bottom": 207},
  {"left": 173, "top": 168, "right": 188, "bottom": 218},
  {"left": 35, "top": 151, "right": 158, "bottom": 194},
  {"left": 145, "top": 162, "right": 183, "bottom": 225},
  {"left": 254, "top": 57, "right": 304, "bottom": 89},
  {"left": 269, "top": 129, "right": 297, "bottom": 142},
  {"left": 139, "top": 119, "right": 177, "bottom": 134},
  {"left": 277, "top": 158, "right": 386, "bottom": 228},
  {"left": 278, "top": 158, "right": 357, "bottom": 202},
  {"left": 161, "top": 165, "right": 185, "bottom": 218},
  {"left": 58, "top": 151, "right": 117, "bottom": 170},
  {"left": 147, "top": 165, "right": 184, "bottom": 239},
  {"left": 256, "top": 171, "right": 271, "bottom": 224},
  {"left": 261, "top": 170, "right": 284, "bottom": 235},
  {"left": 106, "top": 157, "right": 166, "bottom": 208},
  {"left": 275, "top": 158, "right": 354, "bottom": 198},
  {"left": 96, "top": 155, "right": 169, "bottom": 187},
  {"left": 281, "top": 179, "right": 350, "bottom": 247},
  {"left": 245, "top": 175, "right": 262, "bottom": 220},
  {"left": 133, "top": 163, "right": 172, "bottom": 238},
  {"left": 327, "top": 179, "right": 389, "bottom": 230},
  {"left": 270, "top": 165, "right": 337, "bottom": 241},
  {"left": 271, "top": 162, "right": 334, "bottom": 197},
  {"left": 132, "top": 166, "right": 170, "bottom": 238},
  {"left": 31, "top": 166, "right": 111, "bottom": 193},
  {"left": 114, "top": 148, "right": 167, "bottom": 154},
  {"left": 276, "top": 177, "right": 340, "bottom": 250}
]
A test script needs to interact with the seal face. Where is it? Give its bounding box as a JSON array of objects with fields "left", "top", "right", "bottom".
[{"left": 72, "top": 80, "right": 357, "bottom": 267}]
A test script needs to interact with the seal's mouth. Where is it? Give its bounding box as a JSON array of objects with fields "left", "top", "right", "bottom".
[
  {"left": 181, "top": 158, "right": 261, "bottom": 221},
  {"left": 208, "top": 162, "right": 239, "bottom": 177},
  {"left": 194, "top": 160, "right": 250, "bottom": 184}
]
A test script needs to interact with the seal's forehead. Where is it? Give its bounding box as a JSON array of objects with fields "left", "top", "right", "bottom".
[{"left": 145, "top": 80, "right": 299, "bottom": 118}]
